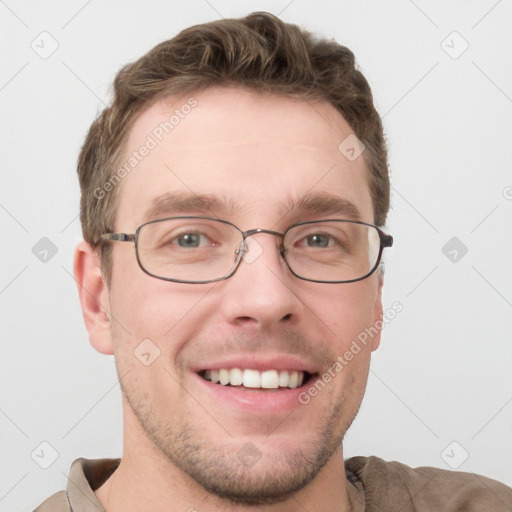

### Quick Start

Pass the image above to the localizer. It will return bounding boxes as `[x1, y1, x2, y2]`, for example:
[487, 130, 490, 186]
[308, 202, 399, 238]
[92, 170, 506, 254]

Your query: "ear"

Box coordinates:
[370, 271, 384, 352]
[73, 241, 114, 355]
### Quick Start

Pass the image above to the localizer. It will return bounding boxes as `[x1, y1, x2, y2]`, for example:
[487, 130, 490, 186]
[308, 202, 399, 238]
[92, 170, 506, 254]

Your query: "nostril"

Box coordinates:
[282, 313, 292, 321]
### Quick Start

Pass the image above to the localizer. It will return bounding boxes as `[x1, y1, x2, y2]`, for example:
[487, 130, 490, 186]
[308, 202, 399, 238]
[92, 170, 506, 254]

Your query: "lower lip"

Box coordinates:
[193, 373, 314, 414]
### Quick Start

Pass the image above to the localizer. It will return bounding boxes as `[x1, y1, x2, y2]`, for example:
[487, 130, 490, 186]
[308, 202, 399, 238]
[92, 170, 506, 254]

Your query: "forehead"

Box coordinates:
[116, 87, 373, 229]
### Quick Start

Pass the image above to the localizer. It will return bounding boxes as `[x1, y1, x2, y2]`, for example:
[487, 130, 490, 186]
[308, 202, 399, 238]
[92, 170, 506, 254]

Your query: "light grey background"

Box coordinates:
[1, 1, 511, 510]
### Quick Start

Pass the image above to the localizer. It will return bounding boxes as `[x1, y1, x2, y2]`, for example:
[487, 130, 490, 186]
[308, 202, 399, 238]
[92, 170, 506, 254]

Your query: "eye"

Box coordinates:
[174, 232, 210, 248]
[304, 234, 332, 248]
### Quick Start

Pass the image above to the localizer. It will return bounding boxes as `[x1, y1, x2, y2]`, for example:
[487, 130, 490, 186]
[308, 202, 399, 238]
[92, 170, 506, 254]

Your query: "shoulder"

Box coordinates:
[345, 455, 512, 512]
[32, 490, 70, 512]
[32, 457, 118, 512]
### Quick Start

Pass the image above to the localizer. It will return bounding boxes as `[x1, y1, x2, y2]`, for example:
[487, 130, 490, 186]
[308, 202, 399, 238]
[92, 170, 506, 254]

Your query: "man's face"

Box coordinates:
[104, 88, 382, 504]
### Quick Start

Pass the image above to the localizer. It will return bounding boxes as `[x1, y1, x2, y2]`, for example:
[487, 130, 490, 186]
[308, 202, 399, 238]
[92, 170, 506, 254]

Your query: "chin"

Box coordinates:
[168, 436, 338, 506]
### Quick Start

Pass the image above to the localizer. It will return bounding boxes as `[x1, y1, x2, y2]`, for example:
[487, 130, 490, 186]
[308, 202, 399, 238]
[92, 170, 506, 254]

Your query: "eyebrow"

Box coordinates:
[281, 192, 362, 221]
[142, 191, 362, 224]
[142, 192, 241, 223]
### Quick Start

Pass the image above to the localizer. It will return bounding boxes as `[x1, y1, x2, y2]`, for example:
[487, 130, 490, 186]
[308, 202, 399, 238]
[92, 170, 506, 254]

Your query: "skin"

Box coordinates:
[74, 87, 383, 512]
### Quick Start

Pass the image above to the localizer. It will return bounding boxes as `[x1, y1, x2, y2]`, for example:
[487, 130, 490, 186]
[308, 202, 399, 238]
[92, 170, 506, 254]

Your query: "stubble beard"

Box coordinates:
[121, 380, 352, 506]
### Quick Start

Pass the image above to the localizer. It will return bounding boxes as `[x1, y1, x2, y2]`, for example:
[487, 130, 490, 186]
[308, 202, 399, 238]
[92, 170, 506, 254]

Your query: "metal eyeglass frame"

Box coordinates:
[100, 216, 394, 284]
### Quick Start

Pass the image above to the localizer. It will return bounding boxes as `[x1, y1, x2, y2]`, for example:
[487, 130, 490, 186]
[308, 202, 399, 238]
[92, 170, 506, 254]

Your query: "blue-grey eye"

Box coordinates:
[177, 233, 202, 247]
[306, 234, 330, 248]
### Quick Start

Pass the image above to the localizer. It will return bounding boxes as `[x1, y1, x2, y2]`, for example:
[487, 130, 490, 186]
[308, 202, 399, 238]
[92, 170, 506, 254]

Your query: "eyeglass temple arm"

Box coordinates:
[100, 233, 136, 242]
[381, 233, 393, 248]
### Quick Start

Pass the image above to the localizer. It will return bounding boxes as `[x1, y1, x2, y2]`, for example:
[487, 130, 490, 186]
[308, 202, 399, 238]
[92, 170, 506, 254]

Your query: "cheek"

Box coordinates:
[108, 250, 219, 358]
[307, 280, 378, 403]
[318, 280, 379, 341]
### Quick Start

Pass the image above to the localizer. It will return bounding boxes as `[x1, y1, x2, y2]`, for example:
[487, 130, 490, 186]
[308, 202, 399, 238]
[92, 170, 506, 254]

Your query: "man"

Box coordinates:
[35, 11, 511, 512]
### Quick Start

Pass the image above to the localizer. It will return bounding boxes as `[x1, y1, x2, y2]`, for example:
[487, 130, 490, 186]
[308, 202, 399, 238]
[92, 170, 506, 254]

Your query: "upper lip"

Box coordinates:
[191, 354, 319, 374]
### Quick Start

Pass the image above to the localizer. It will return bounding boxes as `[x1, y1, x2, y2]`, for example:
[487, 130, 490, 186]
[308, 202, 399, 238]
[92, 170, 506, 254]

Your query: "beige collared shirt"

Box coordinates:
[33, 456, 512, 511]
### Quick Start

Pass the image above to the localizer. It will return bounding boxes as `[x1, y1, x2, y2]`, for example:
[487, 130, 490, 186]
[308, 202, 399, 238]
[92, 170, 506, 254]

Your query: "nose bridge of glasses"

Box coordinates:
[243, 228, 284, 239]
[235, 228, 285, 260]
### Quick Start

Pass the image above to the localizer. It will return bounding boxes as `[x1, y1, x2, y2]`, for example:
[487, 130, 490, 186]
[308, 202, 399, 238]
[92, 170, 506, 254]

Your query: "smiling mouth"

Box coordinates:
[198, 368, 315, 390]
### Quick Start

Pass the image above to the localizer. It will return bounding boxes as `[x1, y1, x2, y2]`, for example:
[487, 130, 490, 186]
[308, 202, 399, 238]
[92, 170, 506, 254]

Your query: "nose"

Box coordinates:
[219, 233, 303, 330]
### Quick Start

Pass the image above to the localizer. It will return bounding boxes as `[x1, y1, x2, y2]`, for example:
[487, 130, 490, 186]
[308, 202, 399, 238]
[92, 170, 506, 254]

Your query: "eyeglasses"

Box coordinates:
[101, 216, 393, 284]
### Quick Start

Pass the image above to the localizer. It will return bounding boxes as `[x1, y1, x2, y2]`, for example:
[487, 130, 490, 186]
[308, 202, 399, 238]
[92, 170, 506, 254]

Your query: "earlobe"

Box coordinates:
[73, 241, 114, 355]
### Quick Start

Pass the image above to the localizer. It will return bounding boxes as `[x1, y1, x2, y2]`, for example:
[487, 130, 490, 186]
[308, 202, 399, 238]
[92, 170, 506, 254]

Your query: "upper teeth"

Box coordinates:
[203, 369, 305, 389]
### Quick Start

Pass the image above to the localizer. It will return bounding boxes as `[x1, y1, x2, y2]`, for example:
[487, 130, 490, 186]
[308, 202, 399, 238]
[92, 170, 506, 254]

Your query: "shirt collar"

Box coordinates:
[66, 458, 120, 512]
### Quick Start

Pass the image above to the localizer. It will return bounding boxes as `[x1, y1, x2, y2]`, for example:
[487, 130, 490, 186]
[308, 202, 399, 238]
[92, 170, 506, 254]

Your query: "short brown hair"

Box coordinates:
[77, 11, 390, 283]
